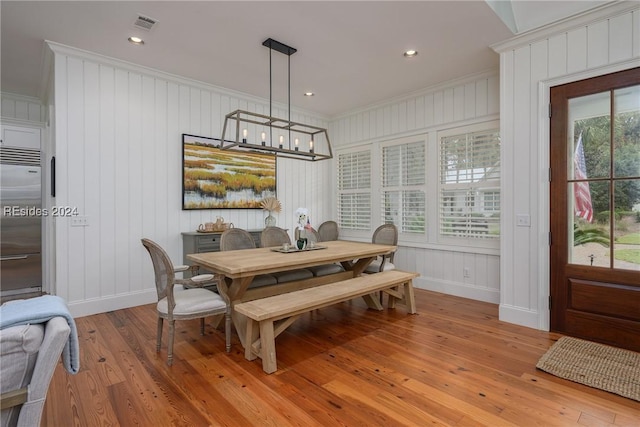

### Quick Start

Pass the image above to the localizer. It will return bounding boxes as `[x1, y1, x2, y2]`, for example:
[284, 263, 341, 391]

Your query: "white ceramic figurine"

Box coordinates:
[295, 207, 309, 231]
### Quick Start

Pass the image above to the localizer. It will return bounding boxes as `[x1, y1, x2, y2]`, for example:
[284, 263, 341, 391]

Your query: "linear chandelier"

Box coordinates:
[220, 38, 332, 161]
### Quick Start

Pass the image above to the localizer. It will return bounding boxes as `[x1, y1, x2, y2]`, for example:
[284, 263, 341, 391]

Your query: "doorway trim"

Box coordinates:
[536, 58, 640, 331]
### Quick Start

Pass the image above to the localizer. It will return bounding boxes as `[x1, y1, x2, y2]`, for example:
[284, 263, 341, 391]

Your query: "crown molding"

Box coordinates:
[38, 42, 55, 104]
[491, 1, 639, 53]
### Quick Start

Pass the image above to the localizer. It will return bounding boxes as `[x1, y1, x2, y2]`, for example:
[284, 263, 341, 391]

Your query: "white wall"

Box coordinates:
[493, 2, 640, 329]
[48, 42, 333, 317]
[330, 71, 501, 303]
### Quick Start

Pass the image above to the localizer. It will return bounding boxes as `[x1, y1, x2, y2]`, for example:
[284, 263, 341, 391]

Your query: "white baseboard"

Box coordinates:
[414, 277, 500, 304]
[67, 289, 157, 318]
[498, 304, 541, 330]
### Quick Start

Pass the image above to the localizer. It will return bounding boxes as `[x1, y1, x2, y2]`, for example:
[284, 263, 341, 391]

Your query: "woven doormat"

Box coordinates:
[536, 336, 640, 401]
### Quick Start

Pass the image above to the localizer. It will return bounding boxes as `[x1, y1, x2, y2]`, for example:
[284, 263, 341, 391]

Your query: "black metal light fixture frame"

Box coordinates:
[220, 38, 332, 161]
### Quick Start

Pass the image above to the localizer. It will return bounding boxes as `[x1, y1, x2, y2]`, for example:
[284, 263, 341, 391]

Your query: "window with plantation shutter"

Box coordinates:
[382, 141, 425, 233]
[338, 150, 371, 230]
[439, 127, 500, 240]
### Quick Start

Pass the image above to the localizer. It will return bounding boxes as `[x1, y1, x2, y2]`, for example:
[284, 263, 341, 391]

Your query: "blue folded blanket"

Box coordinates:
[0, 295, 80, 374]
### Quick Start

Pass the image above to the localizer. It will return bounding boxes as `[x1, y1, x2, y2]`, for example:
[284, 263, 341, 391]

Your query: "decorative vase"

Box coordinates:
[296, 238, 307, 250]
[265, 212, 276, 227]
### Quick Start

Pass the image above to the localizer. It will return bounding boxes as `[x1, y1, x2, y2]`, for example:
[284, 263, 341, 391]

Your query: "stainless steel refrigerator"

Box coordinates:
[1, 147, 42, 296]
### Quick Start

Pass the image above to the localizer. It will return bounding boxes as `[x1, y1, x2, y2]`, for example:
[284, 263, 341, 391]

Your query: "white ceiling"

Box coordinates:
[1, 1, 607, 118]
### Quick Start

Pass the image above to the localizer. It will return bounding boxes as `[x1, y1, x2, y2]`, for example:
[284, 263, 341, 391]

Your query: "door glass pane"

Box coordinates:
[569, 92, 611, 180]
[613, 85, 640, 178]
[569, 181, 610, 266]
[614, 179, 640, 271]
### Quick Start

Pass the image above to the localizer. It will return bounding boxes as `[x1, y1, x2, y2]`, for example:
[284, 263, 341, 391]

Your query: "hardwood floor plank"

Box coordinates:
[323, 376, 447, 426]
[42, 290, 640, 426]
[329, 338, 582, 425]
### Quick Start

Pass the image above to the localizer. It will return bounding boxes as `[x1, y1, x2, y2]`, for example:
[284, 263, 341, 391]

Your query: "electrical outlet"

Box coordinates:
[70, 216, 88, 227]
[463, 268, 470, 278]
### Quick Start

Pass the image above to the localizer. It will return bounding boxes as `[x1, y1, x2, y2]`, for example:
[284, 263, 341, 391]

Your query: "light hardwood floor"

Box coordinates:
[43, 289, 640, 426]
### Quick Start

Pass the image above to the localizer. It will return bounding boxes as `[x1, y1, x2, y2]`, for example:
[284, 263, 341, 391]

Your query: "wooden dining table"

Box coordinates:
[187, 240, 396, 348]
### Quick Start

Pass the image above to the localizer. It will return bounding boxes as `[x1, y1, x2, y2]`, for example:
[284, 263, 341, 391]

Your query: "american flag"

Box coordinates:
[573, 133, 593, 222]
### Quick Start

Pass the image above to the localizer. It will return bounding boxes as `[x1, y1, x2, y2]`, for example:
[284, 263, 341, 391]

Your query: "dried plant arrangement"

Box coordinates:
[260, 196, 282, 213]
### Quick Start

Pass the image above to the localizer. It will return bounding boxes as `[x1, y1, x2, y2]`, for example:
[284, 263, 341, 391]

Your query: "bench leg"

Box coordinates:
[404, 280, 417, 314]
[388, 286, 399, 309]
[244, 319, 259, 361]
[259, 320, 278, 374]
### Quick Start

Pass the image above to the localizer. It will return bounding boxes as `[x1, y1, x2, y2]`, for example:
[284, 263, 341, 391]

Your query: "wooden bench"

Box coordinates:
[234, 270, 418, 374]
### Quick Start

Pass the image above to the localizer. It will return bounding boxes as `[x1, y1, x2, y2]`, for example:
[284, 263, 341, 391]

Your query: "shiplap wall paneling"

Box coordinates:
[113, 69, 132, 297]
[331, 73, 499, 146]
[495, 4, 640, 329]
[98, 65, 116, 298]
[50, 43, 331, 316]
[397, 247, 500, 304]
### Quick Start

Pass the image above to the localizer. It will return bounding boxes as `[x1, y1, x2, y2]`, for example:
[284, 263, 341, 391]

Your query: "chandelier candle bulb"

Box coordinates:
[279, 135, 284, 149]
[242, 128, 248, 143]
[309, 140, 314, 153]
[261, 131, 266, 146]
[295, 138, 299, 151]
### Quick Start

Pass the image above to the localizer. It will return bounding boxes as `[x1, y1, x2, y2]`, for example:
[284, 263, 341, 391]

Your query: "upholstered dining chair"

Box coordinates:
[259, 227, 314, 282]
[317, 220, 339, 241]
[294, 226, 320, 243]
[220, 227, 258, 251]
[365, 223, 398, 273]
[260, 226, 292, 248]
[141, 238, 230, 365]
[220, 228, 277, 288]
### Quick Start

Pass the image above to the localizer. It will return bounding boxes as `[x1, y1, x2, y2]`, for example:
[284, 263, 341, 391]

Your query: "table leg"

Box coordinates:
[342, 256, 375, 276]
[218, 275, 256, 349]
[361, 293, 384, 310]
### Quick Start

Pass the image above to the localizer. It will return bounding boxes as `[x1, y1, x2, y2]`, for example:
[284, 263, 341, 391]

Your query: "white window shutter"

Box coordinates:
[338, 150, 371, 230]
[439, 129, 500, 239]
[382, 142, 426, 233]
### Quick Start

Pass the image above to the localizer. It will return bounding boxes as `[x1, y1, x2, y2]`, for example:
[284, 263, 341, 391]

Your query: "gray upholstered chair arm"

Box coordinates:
[17, 317, 70, 427]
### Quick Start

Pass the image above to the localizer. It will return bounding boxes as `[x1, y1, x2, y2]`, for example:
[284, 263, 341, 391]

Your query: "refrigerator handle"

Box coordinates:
[51, 156, 56, 197]
[1, 255, 29, 261]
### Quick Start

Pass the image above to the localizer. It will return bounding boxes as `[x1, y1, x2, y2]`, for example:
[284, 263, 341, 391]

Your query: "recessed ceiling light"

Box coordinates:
[128, 36, 144, 45]
[304, 92, 315, 97]
[403, 50, 418, 58]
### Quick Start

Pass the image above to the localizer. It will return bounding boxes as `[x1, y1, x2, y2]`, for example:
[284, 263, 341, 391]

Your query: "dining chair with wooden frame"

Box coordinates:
[317, 220, 339, 241]
[141, 238, 231, 365]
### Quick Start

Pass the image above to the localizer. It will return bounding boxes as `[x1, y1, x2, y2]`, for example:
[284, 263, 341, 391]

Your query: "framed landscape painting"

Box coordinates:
[182, 134, 277, 209]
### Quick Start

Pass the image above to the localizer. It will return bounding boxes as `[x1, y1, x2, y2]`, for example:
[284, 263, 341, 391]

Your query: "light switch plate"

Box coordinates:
[70, 216, 89, 227]
[516, 214, 531, 227]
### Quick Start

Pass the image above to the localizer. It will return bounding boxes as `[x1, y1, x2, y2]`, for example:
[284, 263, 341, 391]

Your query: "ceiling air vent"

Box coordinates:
[133, 14, 158, 31]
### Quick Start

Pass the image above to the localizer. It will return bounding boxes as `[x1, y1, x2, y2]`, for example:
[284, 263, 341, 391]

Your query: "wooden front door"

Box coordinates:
[550, 67, 640, 352]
